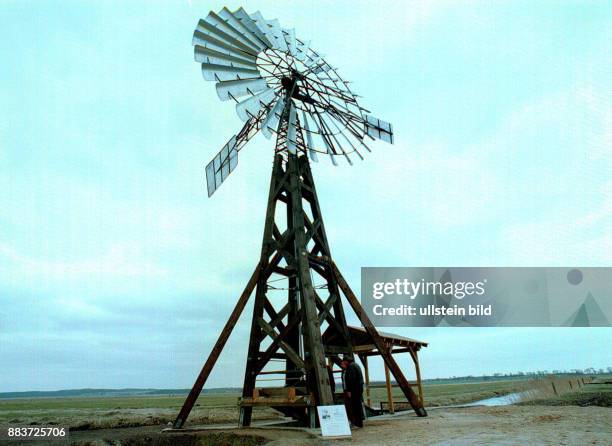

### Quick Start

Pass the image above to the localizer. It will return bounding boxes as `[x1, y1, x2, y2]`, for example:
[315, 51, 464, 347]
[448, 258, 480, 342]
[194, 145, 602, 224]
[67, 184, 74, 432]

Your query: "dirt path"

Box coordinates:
[20, 405, 608, 445]
[265, 405, 610, 446]
[342, 405, 611, 446]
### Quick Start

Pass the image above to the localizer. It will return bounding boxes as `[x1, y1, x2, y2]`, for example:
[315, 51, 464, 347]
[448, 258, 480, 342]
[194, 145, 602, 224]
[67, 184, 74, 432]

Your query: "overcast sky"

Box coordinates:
[1, 0, 611, 392]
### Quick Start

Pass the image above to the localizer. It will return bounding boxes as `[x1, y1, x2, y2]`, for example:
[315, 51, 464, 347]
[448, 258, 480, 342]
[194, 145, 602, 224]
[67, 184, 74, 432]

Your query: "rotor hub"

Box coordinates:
[281, 76, 297, 92]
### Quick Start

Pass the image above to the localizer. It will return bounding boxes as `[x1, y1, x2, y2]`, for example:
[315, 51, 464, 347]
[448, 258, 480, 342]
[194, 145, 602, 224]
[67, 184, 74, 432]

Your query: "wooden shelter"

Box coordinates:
[323, 326, 428, 414]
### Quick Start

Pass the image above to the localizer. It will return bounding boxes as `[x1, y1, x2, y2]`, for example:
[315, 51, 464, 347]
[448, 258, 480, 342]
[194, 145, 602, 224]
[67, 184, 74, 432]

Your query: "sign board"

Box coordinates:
[317, 405, 352, 438]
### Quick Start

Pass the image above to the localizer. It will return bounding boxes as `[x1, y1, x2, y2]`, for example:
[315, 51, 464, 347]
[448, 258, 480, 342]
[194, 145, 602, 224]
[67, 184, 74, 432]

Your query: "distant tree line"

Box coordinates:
[427, 366, 611, 383]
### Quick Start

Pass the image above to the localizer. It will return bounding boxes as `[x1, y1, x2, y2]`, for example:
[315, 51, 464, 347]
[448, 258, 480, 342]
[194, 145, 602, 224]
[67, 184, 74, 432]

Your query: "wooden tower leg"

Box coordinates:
[384, 361, 395, 414]
[299, 157, 353, 355]
[173, 264, 260, 429]
[409, 347, 424, 407]
[330, 261, 428, 417]
[240, 155, 286, 427]
[239, 278, 272, 426]
[287, 153, 334, 406]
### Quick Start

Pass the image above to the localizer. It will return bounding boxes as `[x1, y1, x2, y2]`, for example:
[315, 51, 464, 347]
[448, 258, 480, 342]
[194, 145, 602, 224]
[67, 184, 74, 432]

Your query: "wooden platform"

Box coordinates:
[240, 386, 315, 407]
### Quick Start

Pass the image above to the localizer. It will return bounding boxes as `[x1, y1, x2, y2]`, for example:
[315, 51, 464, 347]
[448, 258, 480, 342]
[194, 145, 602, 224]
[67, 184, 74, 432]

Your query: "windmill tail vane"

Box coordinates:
[195, 6, 394, 196]
[174, 6, 425, 431]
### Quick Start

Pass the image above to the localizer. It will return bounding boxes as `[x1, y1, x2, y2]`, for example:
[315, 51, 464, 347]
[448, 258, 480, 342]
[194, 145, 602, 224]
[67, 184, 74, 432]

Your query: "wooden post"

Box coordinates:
[384, 360, 395, 414]
[551, 381, 558, 395]
[360, 354, 371, 407]
[409, 347, 424, 407]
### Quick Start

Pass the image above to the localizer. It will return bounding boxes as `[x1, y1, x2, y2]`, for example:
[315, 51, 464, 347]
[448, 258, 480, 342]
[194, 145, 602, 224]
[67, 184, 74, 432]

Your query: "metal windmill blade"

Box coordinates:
[192, 7, 394, 195]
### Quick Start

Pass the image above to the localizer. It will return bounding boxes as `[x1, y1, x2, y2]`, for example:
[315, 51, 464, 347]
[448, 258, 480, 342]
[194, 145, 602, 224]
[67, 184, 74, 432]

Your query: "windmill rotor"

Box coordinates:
[193, 7, 394, 196]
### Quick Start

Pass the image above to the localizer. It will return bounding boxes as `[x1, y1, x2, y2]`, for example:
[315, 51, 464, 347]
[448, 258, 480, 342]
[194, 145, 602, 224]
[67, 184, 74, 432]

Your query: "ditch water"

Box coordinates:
[464, 390, 534, 407]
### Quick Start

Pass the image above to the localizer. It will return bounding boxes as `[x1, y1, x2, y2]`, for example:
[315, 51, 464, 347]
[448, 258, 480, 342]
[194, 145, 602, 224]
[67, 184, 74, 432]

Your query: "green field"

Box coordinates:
[0, 394, 235, 412]
[0, 380, 523, 419]
[0, 375, 605, 430]
[0, 393, 249, 430]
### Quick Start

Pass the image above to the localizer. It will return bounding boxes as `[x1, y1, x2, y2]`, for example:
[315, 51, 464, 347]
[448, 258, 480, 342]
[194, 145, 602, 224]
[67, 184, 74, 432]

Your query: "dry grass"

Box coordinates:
[367, 378, 532, 408]
[0, 376, 597, 431]
[0, 394, 280, 430]
[518, 382, 611, 407]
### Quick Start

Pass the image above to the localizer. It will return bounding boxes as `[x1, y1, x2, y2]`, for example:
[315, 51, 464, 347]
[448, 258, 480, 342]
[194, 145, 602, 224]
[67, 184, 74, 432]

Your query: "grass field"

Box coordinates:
[0, 393, 250, 430]
[368, 378, 530, 408]
[0, 375, 605, 431]
[518, 378, 612, 407]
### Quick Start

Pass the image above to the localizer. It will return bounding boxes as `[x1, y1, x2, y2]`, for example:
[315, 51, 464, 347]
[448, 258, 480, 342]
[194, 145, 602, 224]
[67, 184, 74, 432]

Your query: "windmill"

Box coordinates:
[174, 7, 427, 429]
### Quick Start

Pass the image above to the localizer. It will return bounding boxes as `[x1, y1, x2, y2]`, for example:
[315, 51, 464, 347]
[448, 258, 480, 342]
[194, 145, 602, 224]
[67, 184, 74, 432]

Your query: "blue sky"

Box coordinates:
[0, 0, 610, 391]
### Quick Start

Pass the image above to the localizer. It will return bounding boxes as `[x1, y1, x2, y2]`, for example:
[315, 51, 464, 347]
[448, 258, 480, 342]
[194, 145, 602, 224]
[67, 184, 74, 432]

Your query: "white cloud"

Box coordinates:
[0, 241, 167, 281]
[490, 86, 612, 264]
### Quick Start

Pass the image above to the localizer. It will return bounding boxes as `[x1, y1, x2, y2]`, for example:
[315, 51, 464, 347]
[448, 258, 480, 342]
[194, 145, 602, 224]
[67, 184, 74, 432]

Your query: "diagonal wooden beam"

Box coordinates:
[258, 318, 305, 370]
[308, 255, 353, 350]
[272, 228, 296, 266]
[261, 252, 283, 279]
[271, 169, 290, 201]
[264, 299, 289, 333]
[305, 219, 322, 246]
[313, 291, 352, 350]
[272, 223, 283, 242]
[315, 291, 337, 326]
[173, 262, 261, 429]
[271, 265, 295, 276]
[255, 311, 302, 373]
[303, 213, 325, 250]
[308, 260, 327, 278]
[329, 259, 427, 417]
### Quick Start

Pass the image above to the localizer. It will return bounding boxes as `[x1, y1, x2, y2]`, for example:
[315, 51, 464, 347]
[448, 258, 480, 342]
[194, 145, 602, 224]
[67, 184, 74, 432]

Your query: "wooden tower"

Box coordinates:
[173, 104, 427, 428]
